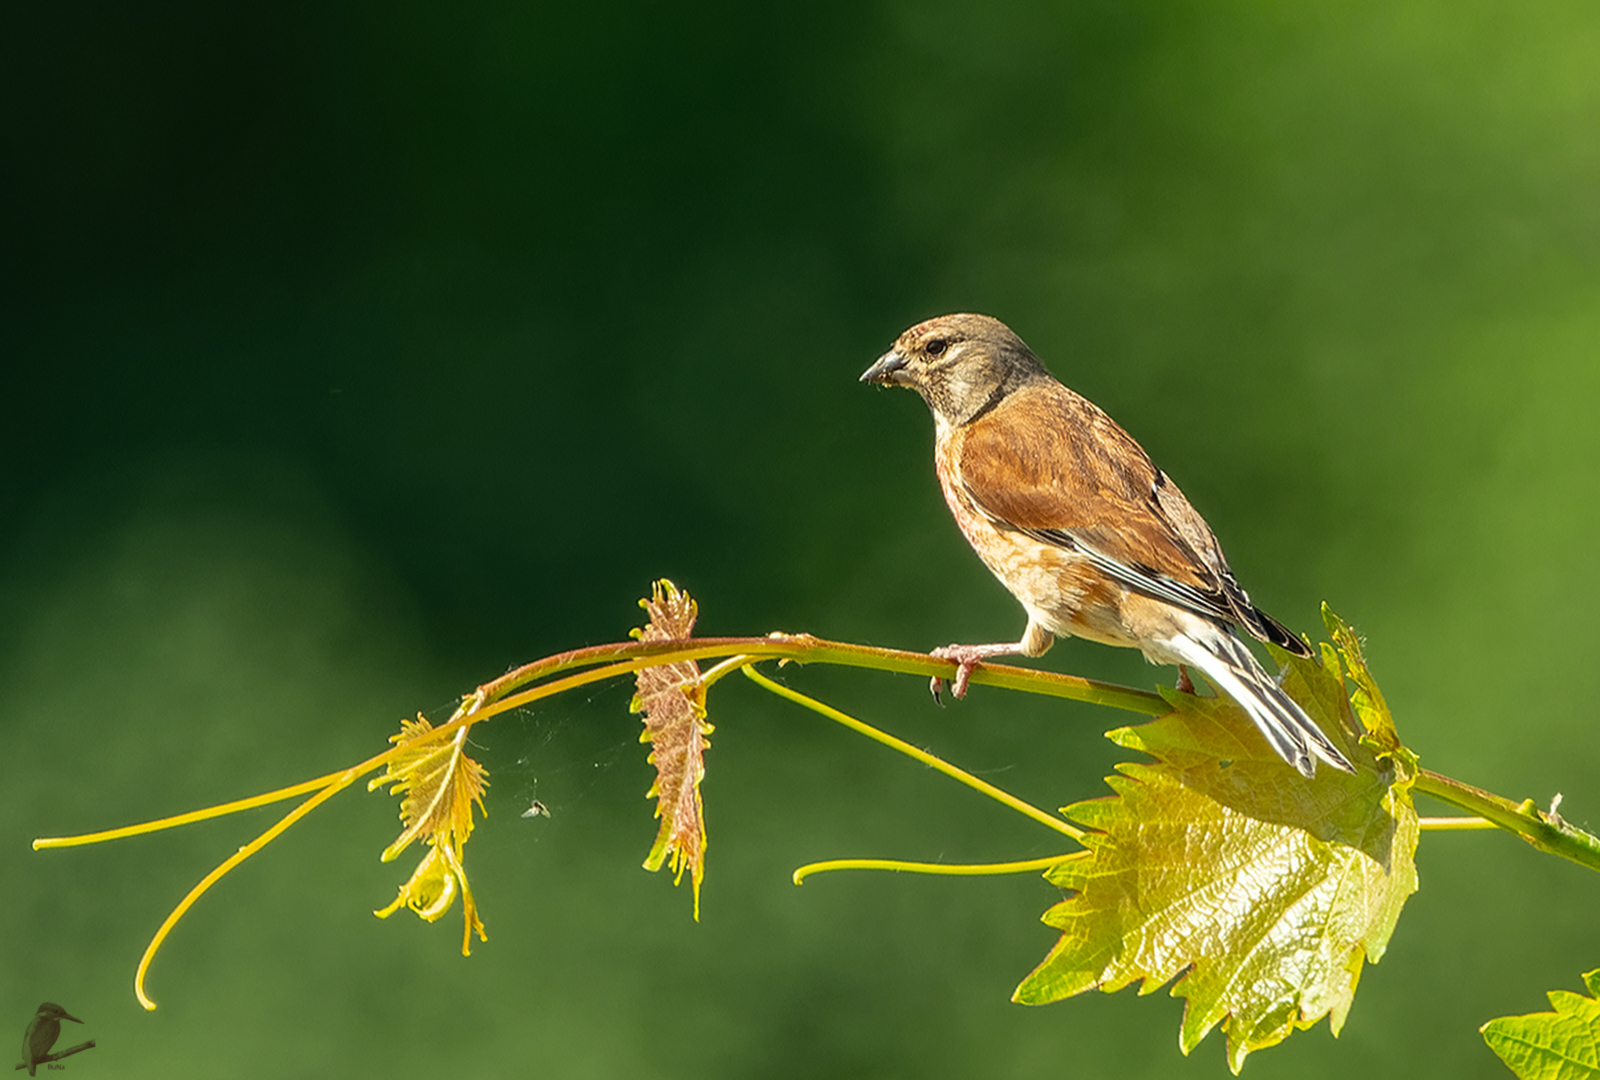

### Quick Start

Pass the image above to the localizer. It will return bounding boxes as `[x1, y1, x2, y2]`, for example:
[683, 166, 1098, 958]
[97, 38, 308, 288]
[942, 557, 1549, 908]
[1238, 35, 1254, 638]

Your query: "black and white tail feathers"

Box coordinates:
[1164, 626, 1354, 778]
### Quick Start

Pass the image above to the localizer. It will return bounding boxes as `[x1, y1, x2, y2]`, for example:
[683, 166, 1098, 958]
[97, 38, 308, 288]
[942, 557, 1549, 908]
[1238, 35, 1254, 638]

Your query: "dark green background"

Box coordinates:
[4, 2, 1598, 1076]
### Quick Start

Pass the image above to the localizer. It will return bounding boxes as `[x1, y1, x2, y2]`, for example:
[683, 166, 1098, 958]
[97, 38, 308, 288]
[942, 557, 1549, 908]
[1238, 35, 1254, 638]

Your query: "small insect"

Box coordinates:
[521, 799, 551, 819]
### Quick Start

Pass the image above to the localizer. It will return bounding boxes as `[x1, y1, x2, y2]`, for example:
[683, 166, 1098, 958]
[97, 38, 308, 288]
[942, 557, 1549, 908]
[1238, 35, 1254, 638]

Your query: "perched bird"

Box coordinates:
[21, 1002, 82, 1077]
[861, 313, 1353, 777]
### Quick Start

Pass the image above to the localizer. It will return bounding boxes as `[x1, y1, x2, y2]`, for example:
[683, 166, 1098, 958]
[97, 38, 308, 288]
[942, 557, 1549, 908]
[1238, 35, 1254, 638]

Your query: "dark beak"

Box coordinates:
[63, 1012, 83, 1024]
[860, 349, 908, 385]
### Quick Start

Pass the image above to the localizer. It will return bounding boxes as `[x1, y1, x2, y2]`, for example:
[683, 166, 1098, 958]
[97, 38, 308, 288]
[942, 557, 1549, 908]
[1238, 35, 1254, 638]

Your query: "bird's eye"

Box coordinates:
[925, 338, 948, 357]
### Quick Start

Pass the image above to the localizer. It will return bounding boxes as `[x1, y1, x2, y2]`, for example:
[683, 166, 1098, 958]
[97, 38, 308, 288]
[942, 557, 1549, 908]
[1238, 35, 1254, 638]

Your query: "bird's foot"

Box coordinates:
[929, 643, 1014, 701]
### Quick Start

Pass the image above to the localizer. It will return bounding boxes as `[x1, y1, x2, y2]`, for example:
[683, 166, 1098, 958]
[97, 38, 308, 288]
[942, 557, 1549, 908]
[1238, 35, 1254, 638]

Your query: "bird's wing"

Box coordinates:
[957, 382, 1310, 656]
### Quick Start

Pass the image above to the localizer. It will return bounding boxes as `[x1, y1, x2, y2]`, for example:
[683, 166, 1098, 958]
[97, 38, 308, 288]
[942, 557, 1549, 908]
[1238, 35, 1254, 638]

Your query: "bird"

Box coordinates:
[21, 1002, 82, 1077]
[861, 313, 1353, 777]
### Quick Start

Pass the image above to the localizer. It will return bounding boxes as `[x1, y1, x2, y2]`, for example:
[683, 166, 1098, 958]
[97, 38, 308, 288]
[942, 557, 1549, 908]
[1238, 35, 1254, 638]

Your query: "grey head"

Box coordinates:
[860, 313, 1050, 427]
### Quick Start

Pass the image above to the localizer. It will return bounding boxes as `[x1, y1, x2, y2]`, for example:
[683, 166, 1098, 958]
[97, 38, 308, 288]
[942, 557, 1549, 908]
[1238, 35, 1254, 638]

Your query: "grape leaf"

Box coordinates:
[1014, 611, 1419, 1072]
[1320, 603, 1400, 750]
[370, 713, 489, 953]
[1482, 970, 1600, 1080]
[631, 579, 713, 918]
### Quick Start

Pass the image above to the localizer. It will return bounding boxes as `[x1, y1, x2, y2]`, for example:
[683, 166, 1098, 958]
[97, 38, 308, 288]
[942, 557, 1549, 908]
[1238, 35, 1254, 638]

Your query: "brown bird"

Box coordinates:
[862, 313, 1353, 777]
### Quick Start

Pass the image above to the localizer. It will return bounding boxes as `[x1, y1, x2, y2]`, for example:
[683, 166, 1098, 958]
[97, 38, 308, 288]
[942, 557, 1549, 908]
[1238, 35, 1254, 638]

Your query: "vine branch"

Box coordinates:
[29, 621, 1600, 1013]
[1414, 769, 1600, 873]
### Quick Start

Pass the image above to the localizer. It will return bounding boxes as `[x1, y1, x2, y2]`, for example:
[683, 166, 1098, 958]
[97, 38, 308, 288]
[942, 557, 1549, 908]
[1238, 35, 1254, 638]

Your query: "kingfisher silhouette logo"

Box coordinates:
[18, 1003, 94, 1075]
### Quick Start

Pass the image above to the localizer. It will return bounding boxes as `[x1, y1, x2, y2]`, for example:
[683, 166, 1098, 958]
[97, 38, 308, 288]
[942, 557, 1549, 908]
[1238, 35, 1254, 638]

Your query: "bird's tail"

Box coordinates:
[1164, 628, 1355, 778]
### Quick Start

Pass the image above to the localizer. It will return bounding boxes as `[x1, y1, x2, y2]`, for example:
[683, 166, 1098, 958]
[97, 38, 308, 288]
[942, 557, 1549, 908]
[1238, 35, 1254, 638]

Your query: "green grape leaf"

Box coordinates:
[1482, 970, 1600, 1080]
[630, 579, 713, 918]
[1014, 611, 1419, 1072]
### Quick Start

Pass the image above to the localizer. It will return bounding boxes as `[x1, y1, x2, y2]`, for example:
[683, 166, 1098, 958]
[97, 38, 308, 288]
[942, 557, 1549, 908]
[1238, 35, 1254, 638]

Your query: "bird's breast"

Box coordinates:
[934, 436, 1139, 649]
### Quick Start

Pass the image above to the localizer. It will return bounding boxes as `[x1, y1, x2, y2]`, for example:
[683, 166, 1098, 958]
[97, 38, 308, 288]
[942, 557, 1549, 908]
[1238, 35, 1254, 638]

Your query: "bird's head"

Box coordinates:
[34, 1004, 82, 1024]
[861, 313, 1048, 428]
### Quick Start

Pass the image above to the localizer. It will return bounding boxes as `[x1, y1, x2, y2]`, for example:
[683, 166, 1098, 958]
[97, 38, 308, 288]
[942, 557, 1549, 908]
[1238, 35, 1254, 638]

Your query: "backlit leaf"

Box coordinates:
[1482, 970, 1600, 1080]
[1015, 611, 1418, 1072]
[369, 713, 489, 953]
[631, 579, 713, 918]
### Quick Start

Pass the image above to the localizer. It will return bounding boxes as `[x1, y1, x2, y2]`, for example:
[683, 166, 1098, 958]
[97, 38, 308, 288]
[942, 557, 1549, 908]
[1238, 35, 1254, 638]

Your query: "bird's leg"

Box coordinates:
[929, 642, 1022, 701]
[929, 621, 1054, 701]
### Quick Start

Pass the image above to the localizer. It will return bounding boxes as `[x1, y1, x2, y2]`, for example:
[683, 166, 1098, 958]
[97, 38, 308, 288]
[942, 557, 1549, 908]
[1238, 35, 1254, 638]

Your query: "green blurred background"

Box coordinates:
[4, 2, 1598, 1076]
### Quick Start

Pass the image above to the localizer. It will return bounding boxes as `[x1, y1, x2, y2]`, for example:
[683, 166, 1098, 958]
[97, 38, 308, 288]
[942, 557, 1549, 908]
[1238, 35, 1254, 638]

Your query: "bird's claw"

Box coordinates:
[929, 646, 982, 701]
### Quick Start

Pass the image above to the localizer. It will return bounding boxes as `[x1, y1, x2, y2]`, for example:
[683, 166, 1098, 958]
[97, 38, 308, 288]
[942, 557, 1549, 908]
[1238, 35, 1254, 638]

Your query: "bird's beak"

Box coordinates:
[860, 349, 909, 385]
[62, 1012, 83, 1024]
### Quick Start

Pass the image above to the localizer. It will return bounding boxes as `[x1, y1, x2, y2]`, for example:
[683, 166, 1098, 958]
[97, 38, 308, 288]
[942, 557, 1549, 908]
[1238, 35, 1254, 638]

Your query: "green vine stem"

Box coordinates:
[741, 664, 1085, 840]
[32, 625, 1600, 1008]
[474, 634, 1168, 716]
[468, 631, 1600, 876]
[41, 631, 1596, 875]
[792, 854, 1076, 883]
[1413, 769, 1600, 873]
